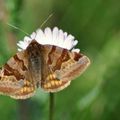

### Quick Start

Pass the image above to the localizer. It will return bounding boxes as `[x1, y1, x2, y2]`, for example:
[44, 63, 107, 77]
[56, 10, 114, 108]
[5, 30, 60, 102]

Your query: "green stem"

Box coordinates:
[49, 93, 55, 120]
[19, 100, 30, 120]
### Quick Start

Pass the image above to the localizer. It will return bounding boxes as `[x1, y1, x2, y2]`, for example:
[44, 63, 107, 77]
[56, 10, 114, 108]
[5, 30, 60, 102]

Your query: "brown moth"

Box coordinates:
[0, 28, 90, 99]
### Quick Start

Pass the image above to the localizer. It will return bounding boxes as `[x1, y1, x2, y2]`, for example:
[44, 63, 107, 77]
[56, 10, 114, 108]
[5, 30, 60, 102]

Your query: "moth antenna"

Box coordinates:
[7, 23, 30, 36]
[40, 13, 54, 28]
[34, 13, 54, 40]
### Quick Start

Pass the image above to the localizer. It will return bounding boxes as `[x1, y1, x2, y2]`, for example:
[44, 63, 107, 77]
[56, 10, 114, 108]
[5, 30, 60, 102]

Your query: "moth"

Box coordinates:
[0, 27, 90, 99]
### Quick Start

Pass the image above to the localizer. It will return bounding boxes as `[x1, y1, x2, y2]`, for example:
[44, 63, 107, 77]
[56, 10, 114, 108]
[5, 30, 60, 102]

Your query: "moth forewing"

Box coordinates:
[0, 67, 24, 95]
[0, 51, 36, 99]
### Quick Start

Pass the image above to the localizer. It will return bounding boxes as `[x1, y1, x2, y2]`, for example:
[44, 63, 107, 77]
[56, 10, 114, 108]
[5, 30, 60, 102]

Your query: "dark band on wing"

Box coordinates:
[53, 49, 70, 71]
[13, 54, 27, 71]
[4, 64, 25, 80]
[73, 52, 83, 61]
[47, 46, 56, 64]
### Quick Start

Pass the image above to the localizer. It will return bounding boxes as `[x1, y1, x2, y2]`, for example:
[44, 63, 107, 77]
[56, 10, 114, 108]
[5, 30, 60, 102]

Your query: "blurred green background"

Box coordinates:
[0, 0, 120, 120]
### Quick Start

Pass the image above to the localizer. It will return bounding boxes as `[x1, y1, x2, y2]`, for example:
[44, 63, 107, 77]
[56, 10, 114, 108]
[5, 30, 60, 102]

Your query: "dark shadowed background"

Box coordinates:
[0, 0, 120, 120]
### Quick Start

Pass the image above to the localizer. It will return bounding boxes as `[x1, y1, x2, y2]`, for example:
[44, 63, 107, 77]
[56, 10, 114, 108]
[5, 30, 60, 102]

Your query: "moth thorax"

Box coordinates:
[27, 40, 42, 66]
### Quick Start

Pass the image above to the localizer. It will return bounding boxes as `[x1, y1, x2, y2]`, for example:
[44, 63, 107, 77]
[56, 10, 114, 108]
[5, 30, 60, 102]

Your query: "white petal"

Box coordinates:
[57, 29, 64, 47]
[73, 40, 78, 46]
[72, 48, 80, 53]
[24, 36, 31, 42]
[44, 27, 52, 44]
[63, 35, 74, 49]
[35, 29, 45, 44]
[17, 41, 27, 49]
[52, 27, 59, 46]
[18, 48, 22, 51]
[64, 32, 68, 39]
[31, 32, 36, 39]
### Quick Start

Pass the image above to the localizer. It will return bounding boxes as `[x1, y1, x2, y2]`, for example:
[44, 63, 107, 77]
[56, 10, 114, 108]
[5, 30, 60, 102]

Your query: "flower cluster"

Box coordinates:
[17, 27, 80, 53]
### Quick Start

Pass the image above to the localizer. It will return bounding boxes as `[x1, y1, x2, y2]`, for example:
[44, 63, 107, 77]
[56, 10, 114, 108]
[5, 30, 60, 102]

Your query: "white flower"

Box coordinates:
[17, 27, 80, 53]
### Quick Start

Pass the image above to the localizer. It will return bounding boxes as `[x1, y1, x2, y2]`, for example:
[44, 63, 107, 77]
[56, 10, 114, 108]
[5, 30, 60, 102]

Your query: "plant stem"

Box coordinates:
[49, 93, 55, 120]
[19, 100, 30, 120]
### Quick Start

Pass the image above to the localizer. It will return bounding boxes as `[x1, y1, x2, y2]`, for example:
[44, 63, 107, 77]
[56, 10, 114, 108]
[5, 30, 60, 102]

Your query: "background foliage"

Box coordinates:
[0, 0, 120, 120]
